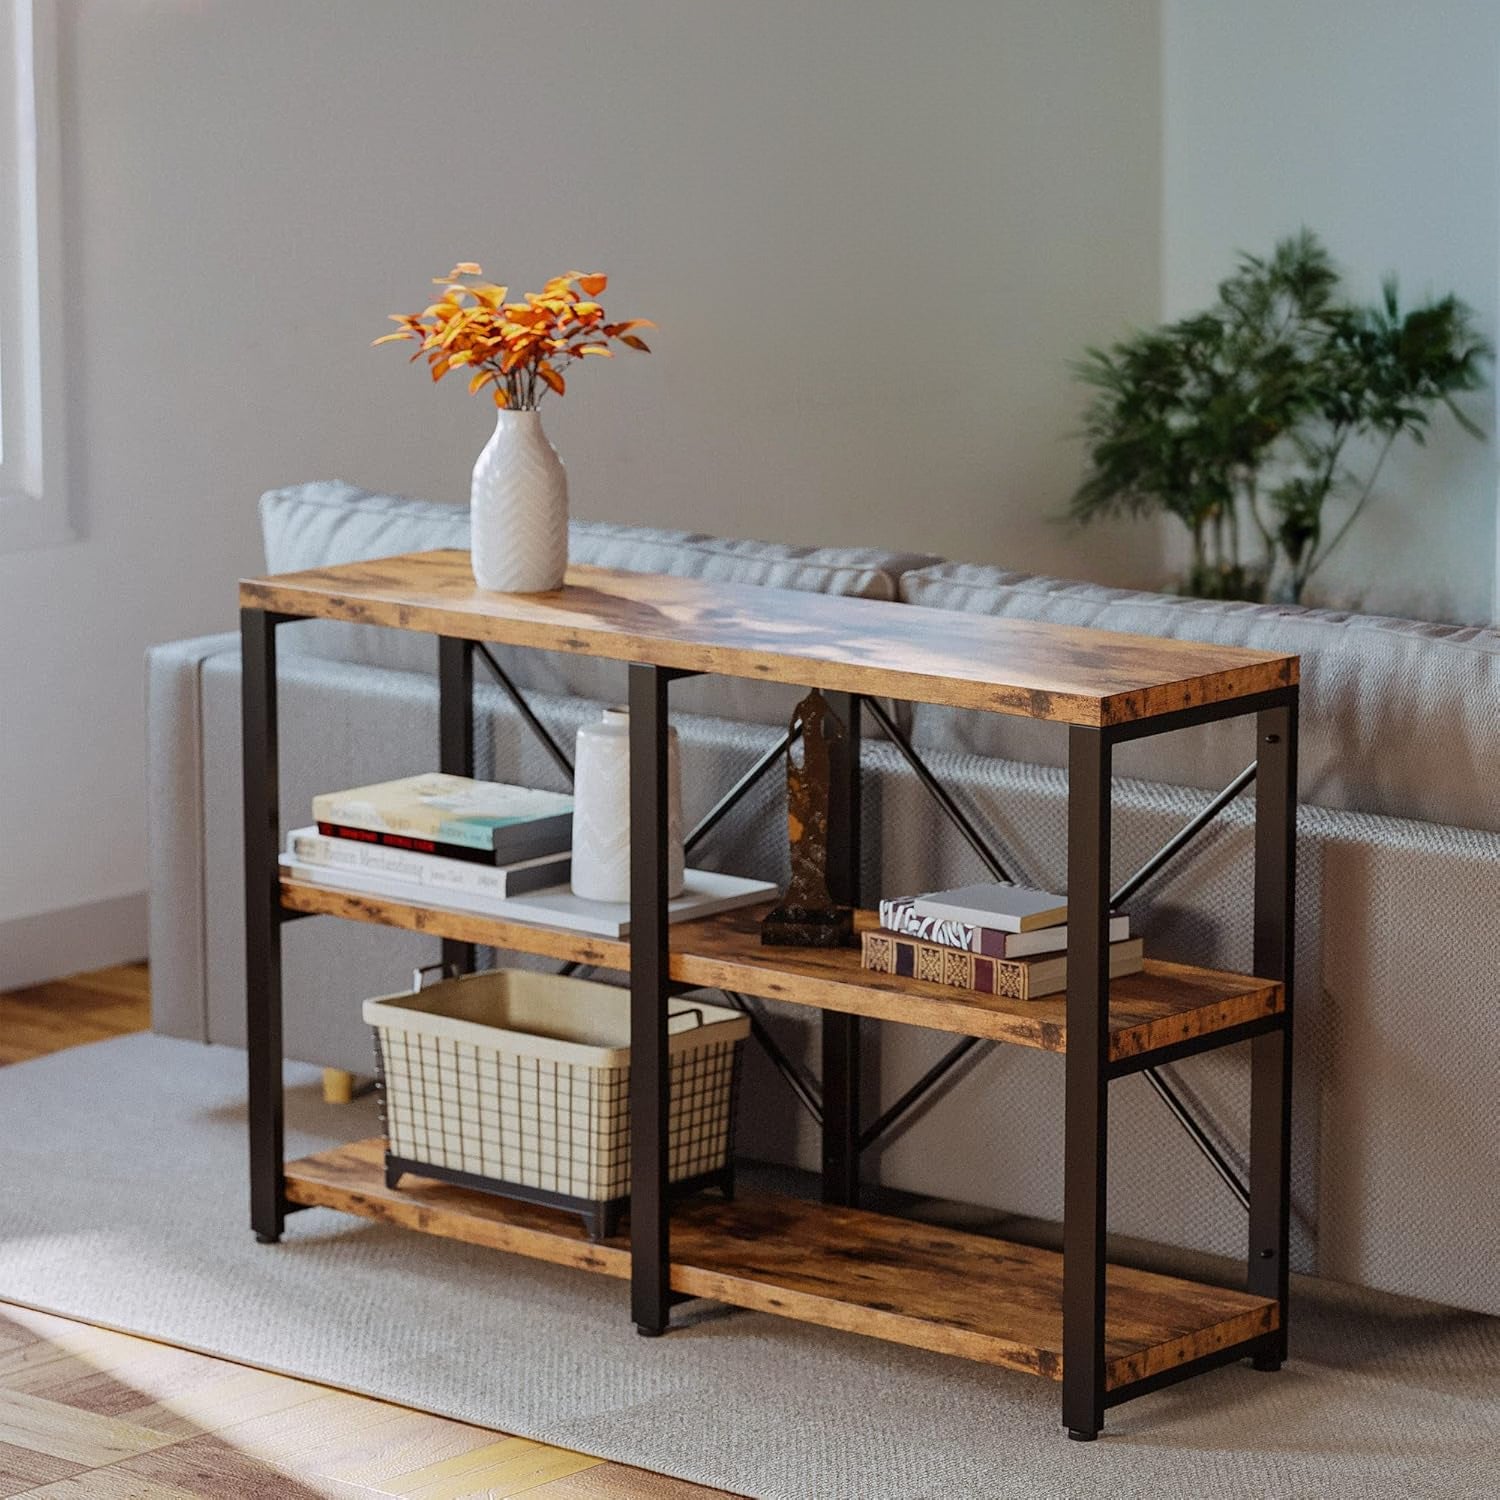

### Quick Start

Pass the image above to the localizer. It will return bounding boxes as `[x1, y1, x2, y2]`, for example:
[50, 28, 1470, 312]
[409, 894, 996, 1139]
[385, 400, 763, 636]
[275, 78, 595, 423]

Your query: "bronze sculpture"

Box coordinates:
[761, 688, 854, 947]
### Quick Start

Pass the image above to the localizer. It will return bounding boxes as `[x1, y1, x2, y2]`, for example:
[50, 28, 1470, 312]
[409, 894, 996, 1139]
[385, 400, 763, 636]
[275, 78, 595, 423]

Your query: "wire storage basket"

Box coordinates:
[364, 966, 749, 1240]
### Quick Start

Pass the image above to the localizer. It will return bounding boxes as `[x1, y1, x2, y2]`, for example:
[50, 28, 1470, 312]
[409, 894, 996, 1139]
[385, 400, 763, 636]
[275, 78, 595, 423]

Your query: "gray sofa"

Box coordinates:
[147, 481, 1500, 1316]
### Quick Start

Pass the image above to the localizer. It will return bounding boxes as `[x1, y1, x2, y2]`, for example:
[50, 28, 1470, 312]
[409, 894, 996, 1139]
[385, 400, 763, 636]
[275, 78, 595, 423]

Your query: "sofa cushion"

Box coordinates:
[900, 561, 1500, 833]
[261, 481, 937, 725]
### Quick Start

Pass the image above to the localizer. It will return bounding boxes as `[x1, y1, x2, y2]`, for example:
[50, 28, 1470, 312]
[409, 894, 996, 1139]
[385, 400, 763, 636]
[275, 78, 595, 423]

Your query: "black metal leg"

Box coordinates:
[243, 608, 286, 1244]
[822, 692, 862, 1207]
[629, 664, 672, 1336]
[439, 636, 477, 976]
[1063, 725, 1111, 1440]
[1250, 690, 1297, 1367]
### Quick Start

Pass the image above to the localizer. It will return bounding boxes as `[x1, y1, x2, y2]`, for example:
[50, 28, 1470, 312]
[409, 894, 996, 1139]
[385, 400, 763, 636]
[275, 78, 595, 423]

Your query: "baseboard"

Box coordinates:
[0, 890, 149, 990]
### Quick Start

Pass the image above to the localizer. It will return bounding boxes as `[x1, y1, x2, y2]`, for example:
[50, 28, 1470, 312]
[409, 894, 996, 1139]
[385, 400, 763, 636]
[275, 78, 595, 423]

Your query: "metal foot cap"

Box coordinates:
[635, 1323, 668, 1339]
[1067, 1428, 1099, 1442]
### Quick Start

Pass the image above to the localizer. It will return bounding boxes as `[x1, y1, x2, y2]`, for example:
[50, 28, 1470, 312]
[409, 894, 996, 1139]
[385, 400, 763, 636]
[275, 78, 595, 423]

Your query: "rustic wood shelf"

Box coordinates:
[242, 549, 1300, 1439]
[241, 551, 1297, 726]
[281, 881, 1283, 1063]
[286, 1140, 1278, 1391]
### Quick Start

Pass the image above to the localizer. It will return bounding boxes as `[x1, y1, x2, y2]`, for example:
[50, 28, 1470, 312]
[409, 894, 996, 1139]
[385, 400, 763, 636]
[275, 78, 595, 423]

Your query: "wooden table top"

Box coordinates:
[240, 550, 1297, 725]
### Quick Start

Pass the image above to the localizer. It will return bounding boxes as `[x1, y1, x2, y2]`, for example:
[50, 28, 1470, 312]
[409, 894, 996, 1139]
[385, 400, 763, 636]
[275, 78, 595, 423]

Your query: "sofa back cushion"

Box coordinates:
[900, 561, 1500, 833]
[261, 481, 936, 726]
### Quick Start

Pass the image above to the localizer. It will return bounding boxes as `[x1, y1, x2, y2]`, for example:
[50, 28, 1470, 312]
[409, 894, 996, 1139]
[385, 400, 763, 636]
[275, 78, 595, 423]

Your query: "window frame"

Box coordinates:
[0, 0, 70, 551]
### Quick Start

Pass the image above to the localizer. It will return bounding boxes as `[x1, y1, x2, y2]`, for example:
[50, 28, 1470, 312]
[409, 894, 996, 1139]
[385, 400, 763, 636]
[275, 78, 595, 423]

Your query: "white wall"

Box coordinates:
[0, 1, 1163, 970]
[1163, 0, 1500, 624]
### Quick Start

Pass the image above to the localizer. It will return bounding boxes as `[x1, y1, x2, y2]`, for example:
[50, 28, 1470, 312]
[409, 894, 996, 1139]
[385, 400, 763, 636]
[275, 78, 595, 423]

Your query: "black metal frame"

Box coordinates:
[243, 604, 1296, 1440]
[243, 607, 293, 1245]
[383, 1155, 734, 1244]
[1056, 692, 1297, 1438]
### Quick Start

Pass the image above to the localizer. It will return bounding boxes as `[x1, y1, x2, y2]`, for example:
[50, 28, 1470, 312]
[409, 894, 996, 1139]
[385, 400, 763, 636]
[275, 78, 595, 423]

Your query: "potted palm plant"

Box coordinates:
[1070, 232, 1490, 604]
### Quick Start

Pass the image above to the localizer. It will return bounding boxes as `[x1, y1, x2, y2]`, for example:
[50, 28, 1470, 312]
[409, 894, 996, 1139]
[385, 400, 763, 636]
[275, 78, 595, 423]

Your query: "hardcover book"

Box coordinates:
[315, 822, 500, 867]
[311, 773, 573, 863]
[288, 827, 569, 899]
[861, 930, 1144, 1001]
[878, 896, 1128, 958]
[910, 883, 1068, 934]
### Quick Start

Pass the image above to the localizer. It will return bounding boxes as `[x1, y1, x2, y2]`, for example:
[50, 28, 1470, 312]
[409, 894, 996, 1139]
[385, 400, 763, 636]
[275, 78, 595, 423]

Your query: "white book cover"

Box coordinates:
[912, 883, 1068, 934]
[878, 897, 1128, 957]
[476, 871, 778, 938]
[280, 855, 775, 938]
[1001, 916, 1130, 958]
[287, 827, 567, 900]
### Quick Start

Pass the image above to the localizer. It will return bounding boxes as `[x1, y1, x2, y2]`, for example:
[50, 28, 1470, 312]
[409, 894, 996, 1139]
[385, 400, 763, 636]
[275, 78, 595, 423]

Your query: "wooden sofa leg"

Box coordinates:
[322, 1068, 356, 1105]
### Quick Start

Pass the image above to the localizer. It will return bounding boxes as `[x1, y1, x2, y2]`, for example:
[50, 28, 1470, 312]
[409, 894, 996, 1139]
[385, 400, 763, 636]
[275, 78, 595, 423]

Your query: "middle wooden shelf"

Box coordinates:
[281, 878, 1282, 1062]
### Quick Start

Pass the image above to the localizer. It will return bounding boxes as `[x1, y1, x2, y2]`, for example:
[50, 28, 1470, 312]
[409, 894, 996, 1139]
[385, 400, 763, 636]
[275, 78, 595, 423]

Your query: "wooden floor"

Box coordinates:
[0, 965, 152, 1066]
[0, 966, 727, 1500]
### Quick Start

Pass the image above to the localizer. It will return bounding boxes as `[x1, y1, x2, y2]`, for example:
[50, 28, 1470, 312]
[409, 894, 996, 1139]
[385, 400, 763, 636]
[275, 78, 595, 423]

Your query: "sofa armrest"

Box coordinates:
[146, 632, 240, 1042]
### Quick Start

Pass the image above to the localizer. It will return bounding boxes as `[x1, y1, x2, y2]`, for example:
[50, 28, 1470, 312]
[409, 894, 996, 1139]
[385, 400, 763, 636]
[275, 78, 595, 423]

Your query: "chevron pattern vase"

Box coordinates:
[470, 409, 569, 592]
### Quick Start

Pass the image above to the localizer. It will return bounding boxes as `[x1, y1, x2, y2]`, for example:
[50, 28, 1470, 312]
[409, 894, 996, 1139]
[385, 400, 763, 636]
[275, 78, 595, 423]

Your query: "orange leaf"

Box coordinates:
[430, 356, 450, 381]
[372, 331, 412, 346]
[576, 272, 608, 296]
[494, 385, 510, 408]
[574, 344, 613, 357]
[538, 363, 565, 395]
[469, 368, 496, 394]
[620, 335, 651, 352]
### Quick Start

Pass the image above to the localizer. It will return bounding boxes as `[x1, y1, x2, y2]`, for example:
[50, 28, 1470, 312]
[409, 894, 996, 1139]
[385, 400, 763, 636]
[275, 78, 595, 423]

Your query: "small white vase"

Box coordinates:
[571, 706, 685, 903]
[470, 408, 568, 592]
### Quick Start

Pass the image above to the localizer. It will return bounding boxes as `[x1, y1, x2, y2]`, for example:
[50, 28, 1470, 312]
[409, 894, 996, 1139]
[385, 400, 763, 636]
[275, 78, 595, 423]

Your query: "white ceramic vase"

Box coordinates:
[571, 706, 685, 903]
[470, 409, 569, 592]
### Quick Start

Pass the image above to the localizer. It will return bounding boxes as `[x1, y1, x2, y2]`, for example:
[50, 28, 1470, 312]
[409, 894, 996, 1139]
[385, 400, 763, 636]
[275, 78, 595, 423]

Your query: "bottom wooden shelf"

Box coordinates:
[287, 1141, 1276, 1390]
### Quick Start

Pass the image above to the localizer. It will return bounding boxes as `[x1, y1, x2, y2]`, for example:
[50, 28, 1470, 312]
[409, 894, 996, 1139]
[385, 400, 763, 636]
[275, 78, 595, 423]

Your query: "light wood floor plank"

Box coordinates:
[115, 1365, 332, 1442]
[0, 1389, 178, 1468]
[378, 1435, 546, 1494]
[530, 1468, 739, 1499]
[316, 1407, 507, 1489]
[402, 1443, 603, 1500]
[211, 1386, 428, 1467]
[17, 1466, 207, 1499]
[115, 1433, 373, 1499]
[0, 1437, 85, 1500]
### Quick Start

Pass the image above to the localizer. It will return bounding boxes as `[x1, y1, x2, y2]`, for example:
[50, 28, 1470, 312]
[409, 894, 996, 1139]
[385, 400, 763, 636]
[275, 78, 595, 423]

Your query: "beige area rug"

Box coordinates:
[1, 1034, 1495, 1500]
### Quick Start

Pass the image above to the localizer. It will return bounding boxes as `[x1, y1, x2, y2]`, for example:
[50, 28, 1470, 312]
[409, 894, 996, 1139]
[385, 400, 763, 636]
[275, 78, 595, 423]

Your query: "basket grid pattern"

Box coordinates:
[373, 1024, 741, 1202]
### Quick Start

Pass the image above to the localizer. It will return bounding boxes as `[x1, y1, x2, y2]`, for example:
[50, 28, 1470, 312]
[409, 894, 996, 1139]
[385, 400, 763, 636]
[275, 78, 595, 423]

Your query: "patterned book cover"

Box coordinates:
[878, 896, 1004, 956]
[862, 930, 1144, 1001]
[863, 928, 1023, 997]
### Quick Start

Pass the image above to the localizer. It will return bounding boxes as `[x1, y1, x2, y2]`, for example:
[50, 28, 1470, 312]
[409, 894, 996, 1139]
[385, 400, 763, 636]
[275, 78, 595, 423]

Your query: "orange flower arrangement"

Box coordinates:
[375, 264, 653, 409]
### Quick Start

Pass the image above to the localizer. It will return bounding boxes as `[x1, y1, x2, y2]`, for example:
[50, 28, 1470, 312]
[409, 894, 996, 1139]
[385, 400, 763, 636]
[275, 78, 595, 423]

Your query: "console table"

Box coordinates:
[239, 549, 1299, 1441]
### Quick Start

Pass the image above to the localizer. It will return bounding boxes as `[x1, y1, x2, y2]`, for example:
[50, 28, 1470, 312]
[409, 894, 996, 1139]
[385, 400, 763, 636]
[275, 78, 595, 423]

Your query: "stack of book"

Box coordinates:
[279, 771, 776, 939]
[862, 882, 1143, 1001]
[284, 770, 575, 900]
